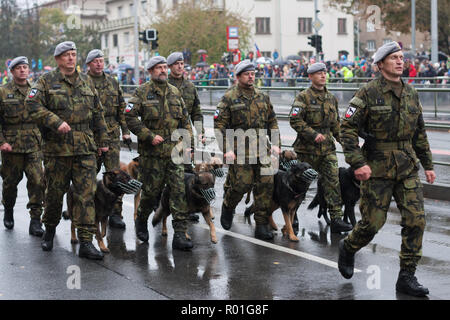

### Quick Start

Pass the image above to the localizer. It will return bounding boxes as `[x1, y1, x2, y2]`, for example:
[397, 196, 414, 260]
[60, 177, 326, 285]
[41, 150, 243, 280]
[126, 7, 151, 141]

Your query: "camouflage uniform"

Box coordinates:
[340, 76, 433, 272]
[125, 80, 192, 233]
[0, 80, 43, 219]
[25, 68, 109, 242]
[289, 86, 343, 219]
[89, 71, 129, 216]
[214, 85, 280, 225]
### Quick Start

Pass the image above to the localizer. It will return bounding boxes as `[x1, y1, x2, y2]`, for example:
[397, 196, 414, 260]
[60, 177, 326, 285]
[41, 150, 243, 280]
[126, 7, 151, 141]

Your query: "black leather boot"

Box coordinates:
[79, 241, 104, 260]
[3, 208, 14, 229]
[331, 218, 353, 233]
[135, 216, 149, 242]
[109, 214, 126, 229]
[172, 231, 193, 251]
[220, 203, 235, 230]
[29, 218, 44, 237]
[338, 239, 355, 279]
[41, 226, 56, 251]
[255, 224, 274, 240]
[396, 270, 429, 297]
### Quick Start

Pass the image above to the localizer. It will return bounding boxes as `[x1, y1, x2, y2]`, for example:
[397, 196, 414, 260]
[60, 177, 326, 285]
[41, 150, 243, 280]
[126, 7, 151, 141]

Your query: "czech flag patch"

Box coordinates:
[214, 109, 220, 119]
[345, 106, 357, 119]
[125, 103, 134, 113]
[291, 107, 299, 117]
[28, 88, 38, 98]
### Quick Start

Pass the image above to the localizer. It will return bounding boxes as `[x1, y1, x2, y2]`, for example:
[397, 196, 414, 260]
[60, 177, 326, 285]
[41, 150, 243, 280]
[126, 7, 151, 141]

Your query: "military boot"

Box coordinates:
[79, 241, 104, 260]
[255, 224, 274, 241]
[172, 231, 193, 251]
[338, 239, 355, 279]
[135, 215, 149, 242]
[396, 270, 429, 297]
[29, 218, 44, 237]
[3, 208, 14, 229]
[41, 226, 56, 252]
[109, 214, 126, 229]
[220, 203, 235, 230]
[330, 218, 353, 233]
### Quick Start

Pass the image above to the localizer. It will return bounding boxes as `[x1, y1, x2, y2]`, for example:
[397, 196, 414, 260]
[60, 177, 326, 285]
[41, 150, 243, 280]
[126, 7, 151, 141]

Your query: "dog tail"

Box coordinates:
[62, 210, 70, 220]
[308, 194, 319, 210]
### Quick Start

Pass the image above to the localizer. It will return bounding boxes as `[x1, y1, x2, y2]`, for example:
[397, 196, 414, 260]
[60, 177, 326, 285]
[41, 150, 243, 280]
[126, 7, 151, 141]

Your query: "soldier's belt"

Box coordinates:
[70, 123, 91, 131]
[3, 123, 37, 130]
[374, 141, 412, 151]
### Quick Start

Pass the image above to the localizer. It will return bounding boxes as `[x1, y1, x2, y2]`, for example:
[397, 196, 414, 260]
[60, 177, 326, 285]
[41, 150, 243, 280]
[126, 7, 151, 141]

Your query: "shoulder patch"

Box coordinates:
[214, 109, 220, 119]
[345, 106, 357, 119]
[291, 107, 300, 117]
[349, 96, 365, 109]
[28, 88, 38, 98]
[125, 103, 134, 113]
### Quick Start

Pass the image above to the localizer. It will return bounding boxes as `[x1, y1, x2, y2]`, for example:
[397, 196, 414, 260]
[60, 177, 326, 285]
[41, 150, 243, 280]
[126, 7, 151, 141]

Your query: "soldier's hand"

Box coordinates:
[98, 147, 109, 156]
[270, 145, 281, 156]
[122, 134, 131, 141]
[314, 134, 326, 143]
[198, 134, 206, 145]
[355, 165, 372, 181]
[425, 170, 436, 184]
[57, 122, 71, 134]
[224, 151, 236, 163]
[152, 135, 164, 146]
[0, 143, 12, 153]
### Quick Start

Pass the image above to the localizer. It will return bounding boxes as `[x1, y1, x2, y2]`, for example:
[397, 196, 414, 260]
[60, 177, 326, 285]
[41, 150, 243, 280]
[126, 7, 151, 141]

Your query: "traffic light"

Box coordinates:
[151, 38, 158, 50]
[139, 31, 148, 44]
[308, 35, 317, 48]
[316, 35, 322, 52]
[145, 29, 157, 42]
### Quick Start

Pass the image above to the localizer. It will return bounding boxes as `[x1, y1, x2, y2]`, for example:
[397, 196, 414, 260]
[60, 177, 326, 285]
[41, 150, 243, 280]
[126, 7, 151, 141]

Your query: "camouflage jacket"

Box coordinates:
[214, 85, 280, 160]
[289, 86, 341, 155]
[25, 68, 109, 156]
[0, 80, 42, 153]
[341, 76, 433, 179]
[124, 80, 192, 158]
[88, 72, 130, 140]
[169, 74, 204, 136]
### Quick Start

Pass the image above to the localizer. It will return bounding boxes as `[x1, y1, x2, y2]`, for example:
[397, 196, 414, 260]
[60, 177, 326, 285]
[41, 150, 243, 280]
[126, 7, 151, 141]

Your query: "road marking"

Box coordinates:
[123, 200, 361, 273]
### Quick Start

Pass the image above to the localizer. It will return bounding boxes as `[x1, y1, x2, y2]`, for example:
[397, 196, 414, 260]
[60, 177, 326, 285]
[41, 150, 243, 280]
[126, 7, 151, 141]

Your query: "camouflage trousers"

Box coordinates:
[344, 172, 425, 272]
[43, 155, 97, 242]
[297, 153, 343, 219]
[223, 162, 274, 225]
[1, 151, 44, 219]
[137, 155, 189, 232]
[96, 138, 123, 216]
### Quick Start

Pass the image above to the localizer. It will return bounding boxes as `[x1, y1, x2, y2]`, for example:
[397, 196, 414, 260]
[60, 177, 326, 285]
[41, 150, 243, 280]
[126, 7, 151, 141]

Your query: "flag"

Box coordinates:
[254, 43, 262, 58]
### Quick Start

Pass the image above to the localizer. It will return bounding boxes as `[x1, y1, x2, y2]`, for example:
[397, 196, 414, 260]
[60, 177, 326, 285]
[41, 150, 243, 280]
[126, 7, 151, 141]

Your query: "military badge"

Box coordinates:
[125, 103, 134, 113]
[291, 107, 300, 117]
[28, 88, 38, 98]
[214, 109, 220, 119]
[345, 106, 357, 119]
[7, 94, 14, 99]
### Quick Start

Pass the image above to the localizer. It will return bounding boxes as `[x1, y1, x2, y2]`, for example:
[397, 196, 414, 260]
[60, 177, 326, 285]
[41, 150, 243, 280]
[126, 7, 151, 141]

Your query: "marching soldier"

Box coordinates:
[289, 62, 352, 233]
[0, 56, 44, 236]
[86, 49, 131, 229]
[125, 56, 194, 251]
[214, 60, 281, 240]
[25, 41, 109, 260]
[338, 41, 436, 297]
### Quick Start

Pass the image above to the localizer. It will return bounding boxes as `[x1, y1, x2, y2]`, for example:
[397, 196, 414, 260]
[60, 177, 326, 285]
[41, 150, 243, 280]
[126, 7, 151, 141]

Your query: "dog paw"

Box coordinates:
[100, 247, 110, 253]
[289, 235, 300, 242]
[211, 237, 218, 244]
[71, 239, 79, 244]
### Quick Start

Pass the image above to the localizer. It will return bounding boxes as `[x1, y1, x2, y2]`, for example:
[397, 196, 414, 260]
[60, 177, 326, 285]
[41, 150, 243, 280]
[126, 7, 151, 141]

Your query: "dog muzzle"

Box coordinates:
[280, 159, 298, 170]
[199, 187, 216, 204]
[210, 168, 224, 177]
[301, 168, 319, 183]
[116, 179, 143, 195]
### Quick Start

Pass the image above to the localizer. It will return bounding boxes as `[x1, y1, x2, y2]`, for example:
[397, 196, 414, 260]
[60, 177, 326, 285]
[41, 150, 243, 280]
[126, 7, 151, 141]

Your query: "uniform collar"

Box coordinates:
[380, 75, 404, 95]
[149, 79, 168, 96]
[10, 79, 31, 96]
[308, 85, 328, 101]
[237, 84, 256, 99]
[56, 68, 83, 87]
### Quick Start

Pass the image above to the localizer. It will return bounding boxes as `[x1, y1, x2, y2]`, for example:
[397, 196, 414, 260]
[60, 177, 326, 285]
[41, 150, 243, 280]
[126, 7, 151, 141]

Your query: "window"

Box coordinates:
[117, 6, 123, 18]
[129, 3, 134, 15]
[299, 51, 313, 59]
[104, 34, 108, 48]
[261, 51, 272, 58]
[383, 38, 392, 45]
[298, 17, 312, 34]
[113, 34, 118, 47]
[338, 18, 347, 34]
[124, 32, 130, 45]
[255, 17, 271, 34]
[367, 40, 376, 52]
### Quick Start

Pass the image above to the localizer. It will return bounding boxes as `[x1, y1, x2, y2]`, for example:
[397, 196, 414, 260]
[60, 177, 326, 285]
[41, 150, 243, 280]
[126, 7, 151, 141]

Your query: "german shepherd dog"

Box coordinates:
[244, 162, 318, 241]
[63, 170, 141, 253]
[120, 157, 140, 221]
[152, 163, 219, 243]
[307, 167, 360, 226]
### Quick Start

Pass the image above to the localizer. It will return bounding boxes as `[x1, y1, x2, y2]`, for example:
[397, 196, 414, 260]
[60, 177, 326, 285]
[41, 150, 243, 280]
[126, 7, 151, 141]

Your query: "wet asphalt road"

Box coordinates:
[0, 146, 449, 301]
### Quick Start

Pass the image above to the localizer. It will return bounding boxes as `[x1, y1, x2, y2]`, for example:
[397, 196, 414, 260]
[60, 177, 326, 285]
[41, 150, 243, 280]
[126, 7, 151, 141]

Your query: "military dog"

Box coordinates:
[63, 169, 141, 253]
[244, 162, 318, 242]
[120, 157, 140, 221]
[152, 165, 218, 243]
[308, 167, 360, 226]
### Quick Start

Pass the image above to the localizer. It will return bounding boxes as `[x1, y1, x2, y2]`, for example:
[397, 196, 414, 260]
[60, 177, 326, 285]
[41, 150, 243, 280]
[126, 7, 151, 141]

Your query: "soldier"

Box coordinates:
[86, 49, 131, 229]
[289, 62, 352, 233]
[337, 41, 436, 297]
[214, 61, 281, 240]
[25, 41, 109, 260]
[125, 56, 194, 251]
[0, 56, 44, 236]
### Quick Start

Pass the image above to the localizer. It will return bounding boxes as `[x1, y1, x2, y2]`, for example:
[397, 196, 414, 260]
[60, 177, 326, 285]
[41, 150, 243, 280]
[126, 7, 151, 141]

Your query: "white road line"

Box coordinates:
[123, 200, 361, 273]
